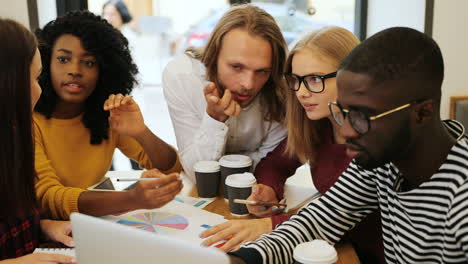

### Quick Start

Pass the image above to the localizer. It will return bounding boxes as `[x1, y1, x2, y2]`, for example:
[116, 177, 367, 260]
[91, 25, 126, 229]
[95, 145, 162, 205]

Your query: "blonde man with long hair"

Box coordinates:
[201, 26, 385, 264]
[163, 4, 288, 181]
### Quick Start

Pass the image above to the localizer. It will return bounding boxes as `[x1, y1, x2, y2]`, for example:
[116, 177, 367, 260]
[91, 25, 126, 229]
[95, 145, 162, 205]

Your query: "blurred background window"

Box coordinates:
[55, 0, 357, 169]
[88, 0, 356, 83]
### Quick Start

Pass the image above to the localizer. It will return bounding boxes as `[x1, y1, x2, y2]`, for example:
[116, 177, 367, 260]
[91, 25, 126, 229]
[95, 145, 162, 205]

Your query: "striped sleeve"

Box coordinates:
[233, 162, 380, 264]
[448, 180, 468, 260]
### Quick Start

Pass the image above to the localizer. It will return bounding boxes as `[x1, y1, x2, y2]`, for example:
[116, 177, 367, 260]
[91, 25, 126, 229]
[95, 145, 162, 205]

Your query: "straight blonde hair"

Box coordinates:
[285, 26, 360, 165]
[186, 4, 288, 122]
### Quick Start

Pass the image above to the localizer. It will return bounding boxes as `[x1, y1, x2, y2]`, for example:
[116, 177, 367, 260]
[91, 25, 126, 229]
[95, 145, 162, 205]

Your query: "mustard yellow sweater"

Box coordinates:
[33, 112, 182, 219]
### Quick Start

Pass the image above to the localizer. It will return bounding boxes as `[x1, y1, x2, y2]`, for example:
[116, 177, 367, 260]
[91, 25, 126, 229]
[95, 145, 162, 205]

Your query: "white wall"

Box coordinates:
[0, 0, 29, 28]
[37, 0, 57, 28]
[365, 0, 467, 119]
[367, 0, 426, 37]
[432, 0, 468, 119]
[88, 0, 107, 15]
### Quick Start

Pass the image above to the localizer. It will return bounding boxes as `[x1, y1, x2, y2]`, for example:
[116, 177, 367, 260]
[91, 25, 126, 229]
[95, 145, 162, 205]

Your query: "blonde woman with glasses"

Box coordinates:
[201, 26, 385, 264]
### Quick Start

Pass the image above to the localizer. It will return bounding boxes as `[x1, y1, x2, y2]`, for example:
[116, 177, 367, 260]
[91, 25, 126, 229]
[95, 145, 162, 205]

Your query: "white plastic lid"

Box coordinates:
[194, 161, 220, 173]
[219, 154, 252, 168]
[225, 173, 257, 188]
[293, 240, 338, 264]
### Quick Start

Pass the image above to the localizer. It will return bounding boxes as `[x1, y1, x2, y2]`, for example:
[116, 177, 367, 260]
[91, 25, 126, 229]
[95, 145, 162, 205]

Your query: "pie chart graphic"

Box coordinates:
[117, 212, 189, 234]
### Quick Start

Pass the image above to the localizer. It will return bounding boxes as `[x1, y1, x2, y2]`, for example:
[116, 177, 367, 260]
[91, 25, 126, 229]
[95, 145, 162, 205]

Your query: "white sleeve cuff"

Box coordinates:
[201, 111, 229, 132]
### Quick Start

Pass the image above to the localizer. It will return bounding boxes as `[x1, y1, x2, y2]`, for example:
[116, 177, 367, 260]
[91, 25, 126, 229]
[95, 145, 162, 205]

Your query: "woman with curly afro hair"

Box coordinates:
[34, 10, 183, 220]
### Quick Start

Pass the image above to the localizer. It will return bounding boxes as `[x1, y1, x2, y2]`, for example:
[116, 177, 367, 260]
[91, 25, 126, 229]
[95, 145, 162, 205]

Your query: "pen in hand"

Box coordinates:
[116, 176, 182, 182]
[116, 178, 156, 182]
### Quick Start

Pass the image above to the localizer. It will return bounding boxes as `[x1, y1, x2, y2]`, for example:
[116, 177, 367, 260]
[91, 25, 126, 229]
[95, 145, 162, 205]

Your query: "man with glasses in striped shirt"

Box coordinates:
[229, 27, 468, 264]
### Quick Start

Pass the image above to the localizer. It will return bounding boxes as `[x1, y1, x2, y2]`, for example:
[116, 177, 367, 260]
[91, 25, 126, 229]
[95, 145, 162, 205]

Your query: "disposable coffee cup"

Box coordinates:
[219, 155, 252, 199]
[194, 161, 220, 198]
[293, 240, 338, 264]
[225, 173, 256, 216]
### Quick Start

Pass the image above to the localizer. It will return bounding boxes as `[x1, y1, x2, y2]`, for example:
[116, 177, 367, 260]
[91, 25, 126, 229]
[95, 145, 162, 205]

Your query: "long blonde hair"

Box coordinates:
[186, 4, 288, 122]
[285, 26, 360, 165]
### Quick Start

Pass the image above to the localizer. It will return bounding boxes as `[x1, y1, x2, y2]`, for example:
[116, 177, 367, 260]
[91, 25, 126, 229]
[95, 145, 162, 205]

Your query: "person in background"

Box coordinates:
[102, 0, 140, 52]
[34, 11, 182, 220]
[102, 0, 133, 32]
[229, 27, 468, 264]
[200, 26, 385, 264]
[0, 18, 75, 264]
[163, 4, 288, 181]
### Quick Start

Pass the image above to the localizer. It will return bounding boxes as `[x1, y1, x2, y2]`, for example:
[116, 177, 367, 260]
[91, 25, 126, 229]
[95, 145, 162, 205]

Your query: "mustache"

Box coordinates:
[233, 90, 254, 96]
[218, 85, 254, 97]
[214, 79, 254, 97]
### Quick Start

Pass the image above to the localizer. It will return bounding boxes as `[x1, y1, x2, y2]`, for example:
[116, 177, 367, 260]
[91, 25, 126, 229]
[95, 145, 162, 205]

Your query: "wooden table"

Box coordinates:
[180, 180, 361, 264]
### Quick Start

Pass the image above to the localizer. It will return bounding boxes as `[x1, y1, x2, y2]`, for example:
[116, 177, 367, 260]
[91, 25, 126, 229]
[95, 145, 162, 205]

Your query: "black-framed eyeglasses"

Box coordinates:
[328, 101, 414, 134]
[284, 72, 337, 93]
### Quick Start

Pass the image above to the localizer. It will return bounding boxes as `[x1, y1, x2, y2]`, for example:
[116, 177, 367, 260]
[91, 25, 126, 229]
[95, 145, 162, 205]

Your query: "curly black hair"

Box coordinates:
[35, 10, 138, 144]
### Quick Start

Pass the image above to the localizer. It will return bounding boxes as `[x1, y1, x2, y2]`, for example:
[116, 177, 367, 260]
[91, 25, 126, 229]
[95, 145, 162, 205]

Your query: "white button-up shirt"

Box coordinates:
[163, 54, 287, 182]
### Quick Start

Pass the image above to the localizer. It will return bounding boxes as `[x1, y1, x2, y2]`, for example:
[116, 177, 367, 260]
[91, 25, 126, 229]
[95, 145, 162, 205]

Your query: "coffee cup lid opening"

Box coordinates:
[194, 161, 220, 173]
[225, 173, 256, 188]
[293, 240, 338, 264]
[219, 154, 252, 168]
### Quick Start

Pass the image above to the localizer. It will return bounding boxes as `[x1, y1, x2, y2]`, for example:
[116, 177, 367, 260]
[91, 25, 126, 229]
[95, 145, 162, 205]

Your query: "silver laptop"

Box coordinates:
[71, 213, 229, 264]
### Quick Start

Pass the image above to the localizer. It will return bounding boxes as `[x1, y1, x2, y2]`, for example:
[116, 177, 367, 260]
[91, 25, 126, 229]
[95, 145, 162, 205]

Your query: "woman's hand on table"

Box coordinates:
[3, 253, 76, 264]
[199, 218, 272, 252]
[40, 220, 74, 247]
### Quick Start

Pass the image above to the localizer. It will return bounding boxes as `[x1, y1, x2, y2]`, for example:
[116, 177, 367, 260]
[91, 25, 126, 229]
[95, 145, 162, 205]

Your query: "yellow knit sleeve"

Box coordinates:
[161, 152, 183, 174]
[115, 134, 153, 169]
[33, 117, 85, 220]
[116, 133, 183, 174]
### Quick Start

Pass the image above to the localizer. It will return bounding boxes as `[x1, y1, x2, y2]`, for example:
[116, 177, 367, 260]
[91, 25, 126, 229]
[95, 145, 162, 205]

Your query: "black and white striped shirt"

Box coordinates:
[232, 120, 468, 263]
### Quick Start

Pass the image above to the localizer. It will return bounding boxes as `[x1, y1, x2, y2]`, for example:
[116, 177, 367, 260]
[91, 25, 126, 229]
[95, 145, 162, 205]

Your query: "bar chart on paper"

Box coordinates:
[117, 212, 189, 234]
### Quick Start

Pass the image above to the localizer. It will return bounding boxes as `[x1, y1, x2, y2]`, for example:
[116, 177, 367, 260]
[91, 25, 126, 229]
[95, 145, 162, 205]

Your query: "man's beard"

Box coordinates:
[217, 80, 257, 107]
[356, 120, 412, 170]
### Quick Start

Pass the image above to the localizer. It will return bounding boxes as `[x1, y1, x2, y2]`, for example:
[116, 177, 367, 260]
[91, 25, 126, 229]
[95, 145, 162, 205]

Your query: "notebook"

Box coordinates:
[283, 166, 321, 212]
[71, 212, 229, 264]
[283, 184, 321, 212]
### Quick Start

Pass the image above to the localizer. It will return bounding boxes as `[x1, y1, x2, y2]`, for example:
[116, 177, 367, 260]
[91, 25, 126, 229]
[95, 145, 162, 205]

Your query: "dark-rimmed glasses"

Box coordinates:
[284, 72, 337, 93]
[328, 101, 414, 134]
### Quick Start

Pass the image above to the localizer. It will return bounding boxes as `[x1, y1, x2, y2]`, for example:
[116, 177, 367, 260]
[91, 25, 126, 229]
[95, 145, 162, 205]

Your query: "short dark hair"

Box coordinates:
[340, 27, 444, 99]
[0, 18, 38, 217]
[103, 0, 133, 24]
[35, 10, 138, 145]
